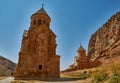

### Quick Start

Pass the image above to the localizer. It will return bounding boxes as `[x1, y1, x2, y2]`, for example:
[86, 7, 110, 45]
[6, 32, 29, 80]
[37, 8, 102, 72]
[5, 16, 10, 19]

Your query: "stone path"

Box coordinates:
[0, 77, 14, 83]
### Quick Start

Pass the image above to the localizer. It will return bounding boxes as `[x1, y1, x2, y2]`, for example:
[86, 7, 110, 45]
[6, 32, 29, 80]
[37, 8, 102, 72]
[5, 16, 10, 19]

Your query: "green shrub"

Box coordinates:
[112, 64, 120, 76]
[91, 70, 108, 83]
[109, 75, 120, 83]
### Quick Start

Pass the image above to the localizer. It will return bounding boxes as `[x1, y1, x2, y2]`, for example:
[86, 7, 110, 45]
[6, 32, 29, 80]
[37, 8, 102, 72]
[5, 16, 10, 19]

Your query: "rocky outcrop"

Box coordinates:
[0, 56, 16, 76]
[88, 12, 120, 60]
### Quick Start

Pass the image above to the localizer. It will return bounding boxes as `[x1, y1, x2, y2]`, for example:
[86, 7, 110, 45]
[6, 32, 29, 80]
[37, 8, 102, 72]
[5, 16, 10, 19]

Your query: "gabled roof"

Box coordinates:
[77, 45, 85, 52]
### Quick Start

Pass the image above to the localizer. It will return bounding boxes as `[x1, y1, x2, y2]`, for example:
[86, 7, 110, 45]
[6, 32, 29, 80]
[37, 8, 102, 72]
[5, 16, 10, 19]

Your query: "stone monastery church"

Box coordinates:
[14, 6, 60, 79]
[66, 45, 100, 71]
[14, 5, 101, 79]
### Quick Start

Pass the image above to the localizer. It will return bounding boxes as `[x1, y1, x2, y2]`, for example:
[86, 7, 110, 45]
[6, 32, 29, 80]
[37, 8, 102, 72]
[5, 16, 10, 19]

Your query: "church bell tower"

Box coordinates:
[15, 5, 60, 79]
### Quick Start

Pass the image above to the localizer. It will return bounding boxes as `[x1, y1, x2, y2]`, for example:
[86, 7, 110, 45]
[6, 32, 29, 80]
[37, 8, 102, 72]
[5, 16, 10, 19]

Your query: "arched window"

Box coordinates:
[33, 20, 36, 25]
[43, 20, 46, 24]
[38, 19, 41, 25]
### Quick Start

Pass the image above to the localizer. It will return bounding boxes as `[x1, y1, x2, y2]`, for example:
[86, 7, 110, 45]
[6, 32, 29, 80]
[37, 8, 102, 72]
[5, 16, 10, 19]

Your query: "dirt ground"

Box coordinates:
[1, 77, 92, 83]
[12, 78, 92, 83]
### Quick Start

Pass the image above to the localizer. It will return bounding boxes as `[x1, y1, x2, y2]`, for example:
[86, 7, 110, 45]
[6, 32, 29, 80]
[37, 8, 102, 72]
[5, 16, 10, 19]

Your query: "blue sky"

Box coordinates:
[0, 0, 120, 70]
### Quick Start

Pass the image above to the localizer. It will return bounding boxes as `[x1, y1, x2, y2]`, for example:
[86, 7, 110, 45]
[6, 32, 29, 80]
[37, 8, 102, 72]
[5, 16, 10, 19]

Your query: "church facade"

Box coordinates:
[14, 6, 60, 79]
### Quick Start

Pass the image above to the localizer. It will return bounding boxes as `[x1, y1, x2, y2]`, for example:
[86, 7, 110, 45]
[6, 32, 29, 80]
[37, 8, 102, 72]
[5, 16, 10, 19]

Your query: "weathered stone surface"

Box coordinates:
[88, 12, 120, 60]
[14, 7, 60, 79]
[0, 56, 16, 76]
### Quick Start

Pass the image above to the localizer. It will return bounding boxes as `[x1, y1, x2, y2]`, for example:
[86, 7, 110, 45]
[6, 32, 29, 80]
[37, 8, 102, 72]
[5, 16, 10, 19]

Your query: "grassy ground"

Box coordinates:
[0, 77, 6, 80]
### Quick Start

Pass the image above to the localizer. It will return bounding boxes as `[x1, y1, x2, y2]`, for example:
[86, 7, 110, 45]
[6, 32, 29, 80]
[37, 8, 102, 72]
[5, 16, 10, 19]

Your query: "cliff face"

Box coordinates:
[0, 56, 16, 76]
[88, 12, 120, 60]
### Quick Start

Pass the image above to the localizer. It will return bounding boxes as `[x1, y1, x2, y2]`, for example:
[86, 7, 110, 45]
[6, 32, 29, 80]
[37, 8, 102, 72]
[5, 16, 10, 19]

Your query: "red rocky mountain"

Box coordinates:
[88, 12, 120, 61]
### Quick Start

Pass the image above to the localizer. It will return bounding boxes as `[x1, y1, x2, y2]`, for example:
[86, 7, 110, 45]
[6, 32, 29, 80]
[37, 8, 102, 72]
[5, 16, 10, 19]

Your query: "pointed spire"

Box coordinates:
[77, 44, 85, 52]
[42, 4, 44, 8]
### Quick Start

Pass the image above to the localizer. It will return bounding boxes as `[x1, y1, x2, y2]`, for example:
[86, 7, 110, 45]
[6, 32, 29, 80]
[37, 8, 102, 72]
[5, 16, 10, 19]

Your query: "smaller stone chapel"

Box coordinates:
[14, 6, 60, 79]
[67, 45, 100, 71]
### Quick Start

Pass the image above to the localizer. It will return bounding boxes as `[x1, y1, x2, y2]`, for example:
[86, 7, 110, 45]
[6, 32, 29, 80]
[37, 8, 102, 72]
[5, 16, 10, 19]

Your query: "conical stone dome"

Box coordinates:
[77, 45, 85, 52]
[32, 6, 51, 20]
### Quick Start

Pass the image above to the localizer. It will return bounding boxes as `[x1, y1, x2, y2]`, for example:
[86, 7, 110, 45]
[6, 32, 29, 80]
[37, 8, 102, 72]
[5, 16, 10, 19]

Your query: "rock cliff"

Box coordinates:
[88, 12, 120, 60]
[0, 56, 16, 76]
